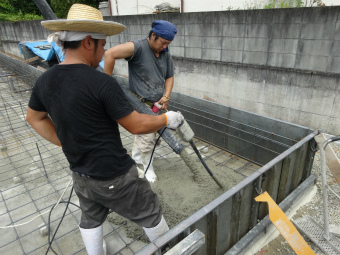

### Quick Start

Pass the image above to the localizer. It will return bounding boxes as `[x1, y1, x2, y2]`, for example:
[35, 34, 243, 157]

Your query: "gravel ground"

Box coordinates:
[254, 139, 340, 255]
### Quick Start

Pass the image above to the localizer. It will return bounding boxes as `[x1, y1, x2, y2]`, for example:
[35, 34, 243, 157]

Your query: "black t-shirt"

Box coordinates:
[29, 64, 135, 179]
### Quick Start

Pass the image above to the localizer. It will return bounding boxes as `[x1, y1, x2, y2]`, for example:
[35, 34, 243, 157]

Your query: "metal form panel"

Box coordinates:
[147, 92, 317, 255]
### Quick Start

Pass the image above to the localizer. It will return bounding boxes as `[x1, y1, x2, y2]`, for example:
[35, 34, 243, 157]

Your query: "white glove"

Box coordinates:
[165, 111, 184, 129]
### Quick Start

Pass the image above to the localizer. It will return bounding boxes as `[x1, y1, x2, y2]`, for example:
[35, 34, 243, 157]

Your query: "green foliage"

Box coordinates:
[0, 0, 102, 21]
[0, 0, 14, 14]
[0, 11, 43, 22]
[264, 0, 304, 8]
[51, 0, 103, 18]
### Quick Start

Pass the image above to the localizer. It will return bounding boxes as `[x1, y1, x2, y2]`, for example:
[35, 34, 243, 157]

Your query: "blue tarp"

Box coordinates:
[19, 41, 56, 61]
[19, 41, 106, 69]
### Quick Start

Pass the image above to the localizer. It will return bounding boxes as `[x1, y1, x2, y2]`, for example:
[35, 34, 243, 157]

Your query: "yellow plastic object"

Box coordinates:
[255, 192, 315, 255]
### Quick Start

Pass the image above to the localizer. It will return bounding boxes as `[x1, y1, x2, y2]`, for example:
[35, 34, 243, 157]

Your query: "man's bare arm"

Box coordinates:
[159, 76, 174, 110]
[117, 110, 167, 134]
[26, 107, 61, 146]
[104, 42, 135, 76]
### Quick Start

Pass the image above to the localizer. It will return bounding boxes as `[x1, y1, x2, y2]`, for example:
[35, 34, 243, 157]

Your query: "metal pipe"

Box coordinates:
[33, 0, 57, 20]
[108, 0, 113, 16]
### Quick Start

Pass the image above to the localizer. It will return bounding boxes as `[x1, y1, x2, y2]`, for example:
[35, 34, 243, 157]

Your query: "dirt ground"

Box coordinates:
[254, 141, 340, 255]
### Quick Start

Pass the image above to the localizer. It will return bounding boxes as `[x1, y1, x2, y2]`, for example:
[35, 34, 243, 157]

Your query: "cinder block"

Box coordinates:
[222, 24, 245, 37]
[327, 56, 340, 74]
[170, 46, 185, 58]
[171, 35, 185, 47]
[184, 24, 202, 36]
[174, 25, 185, 37]
[200, 23, 223, 37]
[246, 9, 274, 24]
[268, 39, 298, 54]
[222, 37, 244, 51]
[242, 51, 267, 66]
[298, 40, 332, 57]
[185, 36, 202, 48]
[272, 8, 304, 24]
[300, 23, 333, 40]
[202, 49, 221, 61]
[185, 48, 202, 59]
[140, 24, 151, 35]
[130, 34, 142, 41]
[295, 55, 328, 72]
[302, 7, 338, 26]
[335, 23, 340, 41]
[267, 52, 296, 69]
[184, 12, 205, 25]
[245, 24, 270, 38]
[271, 23, 301, 39]
[202, 11, 234, 24]
[224, 11, 246, 24]
[244, 38, 269, 52]
[329, 40, 340, 57]
[203, 37, 222, 49]
[221, 50, 243, 63]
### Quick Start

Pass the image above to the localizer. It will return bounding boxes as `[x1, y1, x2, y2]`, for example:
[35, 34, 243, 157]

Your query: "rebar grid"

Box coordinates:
[0, 66, 147, 255]
[0, 57, 295, 254]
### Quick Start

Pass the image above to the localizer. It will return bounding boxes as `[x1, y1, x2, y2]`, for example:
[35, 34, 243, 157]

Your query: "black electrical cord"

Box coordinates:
[45, 186, 74, 255]
[144, 127, 167, 175]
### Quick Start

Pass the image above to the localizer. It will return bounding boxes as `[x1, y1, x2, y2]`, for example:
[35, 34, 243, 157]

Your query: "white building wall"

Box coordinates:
[108, 0, 338, 15]
[110, 0, 180, 15]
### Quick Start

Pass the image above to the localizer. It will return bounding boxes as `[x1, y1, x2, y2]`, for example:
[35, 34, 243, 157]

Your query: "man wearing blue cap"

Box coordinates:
[105, 20, 177, 183]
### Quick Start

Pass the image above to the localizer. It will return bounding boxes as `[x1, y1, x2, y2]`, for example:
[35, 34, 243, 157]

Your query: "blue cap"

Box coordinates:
[151, 20, 177, 41]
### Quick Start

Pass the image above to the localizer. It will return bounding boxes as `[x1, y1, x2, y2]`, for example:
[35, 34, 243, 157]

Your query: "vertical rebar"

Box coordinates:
[36, 142, 48, 178]
[19, 101, 28, 126]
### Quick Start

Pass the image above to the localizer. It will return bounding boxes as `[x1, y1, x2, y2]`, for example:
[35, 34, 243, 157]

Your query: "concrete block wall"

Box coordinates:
[0, 7, 339, 134]
[105, 6, 340, 74]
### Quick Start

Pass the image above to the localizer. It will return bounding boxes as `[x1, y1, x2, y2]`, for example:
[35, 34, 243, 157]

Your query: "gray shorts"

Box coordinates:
[72, 165, 162, 229]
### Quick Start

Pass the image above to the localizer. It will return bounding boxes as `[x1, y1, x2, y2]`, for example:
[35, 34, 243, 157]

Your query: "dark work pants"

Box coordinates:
[72, 165, 162, 229]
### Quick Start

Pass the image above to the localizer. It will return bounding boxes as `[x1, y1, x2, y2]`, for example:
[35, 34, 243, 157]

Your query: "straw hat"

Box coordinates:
[41, 4, 125, 36]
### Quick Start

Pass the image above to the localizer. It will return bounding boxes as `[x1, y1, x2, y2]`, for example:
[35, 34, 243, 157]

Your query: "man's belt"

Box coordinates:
[131, 91, 154, 107]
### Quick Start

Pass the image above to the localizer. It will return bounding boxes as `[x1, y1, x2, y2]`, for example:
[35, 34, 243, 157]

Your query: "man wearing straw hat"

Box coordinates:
[26, 4, 183, 255]
[105, 20, 177, 184]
